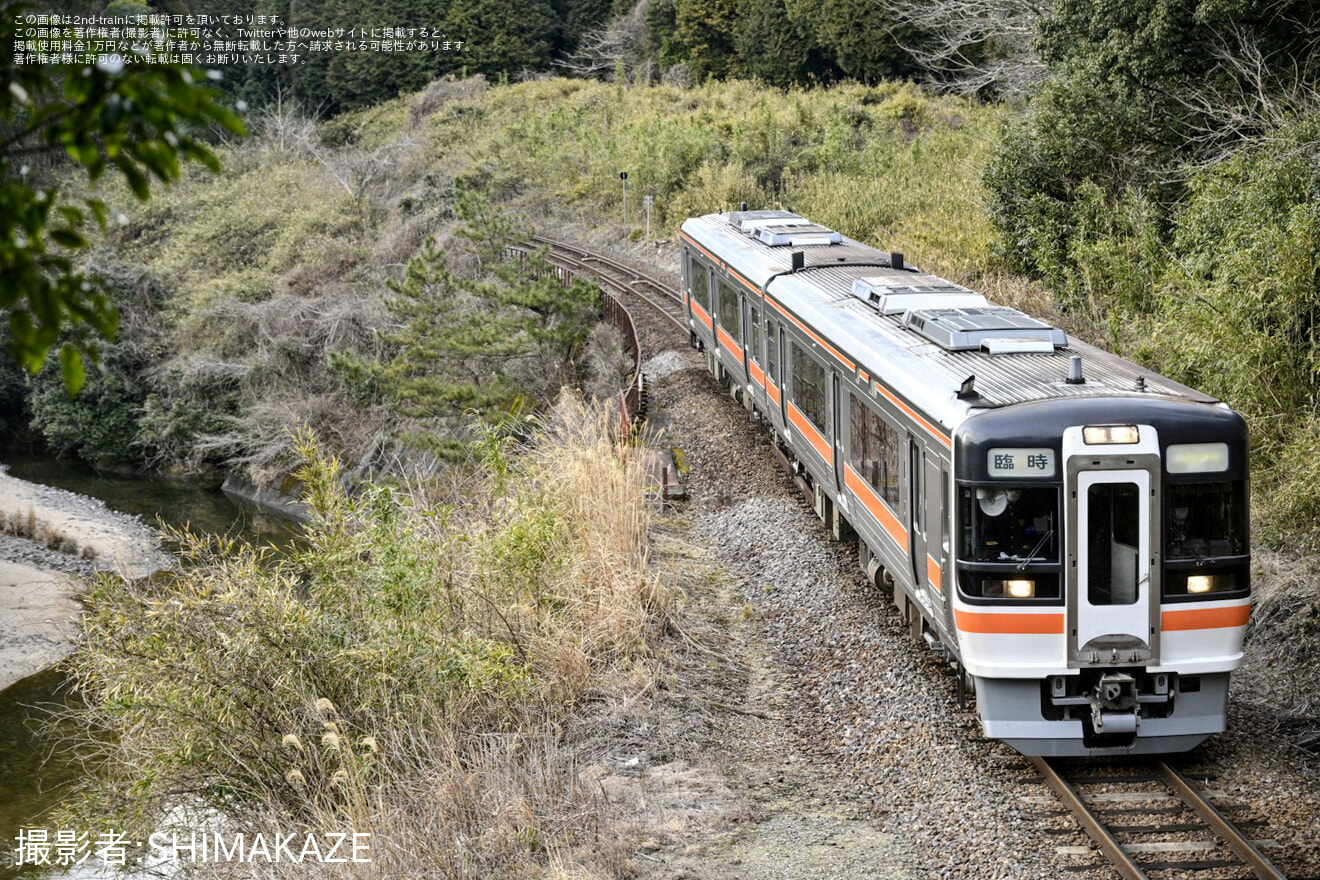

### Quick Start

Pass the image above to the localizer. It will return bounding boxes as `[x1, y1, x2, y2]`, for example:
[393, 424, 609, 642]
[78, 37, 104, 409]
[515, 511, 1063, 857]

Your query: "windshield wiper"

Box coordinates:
[999, 530, 1054, 569]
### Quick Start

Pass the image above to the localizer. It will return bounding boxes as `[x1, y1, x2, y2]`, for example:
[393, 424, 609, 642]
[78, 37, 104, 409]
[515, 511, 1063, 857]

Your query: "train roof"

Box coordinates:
[680, 211, 1220, 436]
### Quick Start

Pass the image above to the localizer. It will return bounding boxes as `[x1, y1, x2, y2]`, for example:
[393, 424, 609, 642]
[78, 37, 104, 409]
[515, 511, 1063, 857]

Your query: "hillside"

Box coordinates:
[8, 77, 1010, 485]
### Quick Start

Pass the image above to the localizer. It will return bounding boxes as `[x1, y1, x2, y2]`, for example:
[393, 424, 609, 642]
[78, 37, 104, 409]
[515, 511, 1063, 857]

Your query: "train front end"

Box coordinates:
[952, 398, 1250, 756]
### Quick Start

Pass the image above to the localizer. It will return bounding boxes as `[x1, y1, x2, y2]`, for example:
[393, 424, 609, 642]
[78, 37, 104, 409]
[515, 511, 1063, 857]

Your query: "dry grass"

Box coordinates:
[59, 395, 669, 879]
[1235, 548, 1320, 749]
[0, 503, 94, 559]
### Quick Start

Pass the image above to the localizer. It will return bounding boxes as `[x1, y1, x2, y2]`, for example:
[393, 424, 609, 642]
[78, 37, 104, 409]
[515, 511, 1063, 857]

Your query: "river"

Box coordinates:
[0, 455, 300, 878]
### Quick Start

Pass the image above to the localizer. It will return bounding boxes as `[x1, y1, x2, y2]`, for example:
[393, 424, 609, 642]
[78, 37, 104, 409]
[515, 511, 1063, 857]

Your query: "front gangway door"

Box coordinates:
[1071, 469, 1156, 664]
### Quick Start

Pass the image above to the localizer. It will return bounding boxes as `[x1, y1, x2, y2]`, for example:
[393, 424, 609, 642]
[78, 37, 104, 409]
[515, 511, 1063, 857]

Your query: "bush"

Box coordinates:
[58, 397, 667, 874]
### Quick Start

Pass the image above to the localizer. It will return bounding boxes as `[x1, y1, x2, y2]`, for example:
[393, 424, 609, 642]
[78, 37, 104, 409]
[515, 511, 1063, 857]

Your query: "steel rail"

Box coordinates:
[1030, 756, 1149, 880]
[1156, 761, 1287, 880]
[529, 235, 687, 332]
[1033, 756, 1288, 880]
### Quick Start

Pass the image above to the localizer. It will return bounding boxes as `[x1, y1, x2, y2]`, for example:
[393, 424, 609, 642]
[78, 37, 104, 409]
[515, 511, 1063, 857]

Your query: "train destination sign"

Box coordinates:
[987, 447, 1056, 478]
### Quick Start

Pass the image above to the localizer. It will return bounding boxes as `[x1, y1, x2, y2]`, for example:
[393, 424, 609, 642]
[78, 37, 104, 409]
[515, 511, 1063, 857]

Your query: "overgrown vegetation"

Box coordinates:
[13, 76, 1003, 488]
[0, 2, 244, 390]
[59, 396, 667, 876]
[983, 0, 1320, 550]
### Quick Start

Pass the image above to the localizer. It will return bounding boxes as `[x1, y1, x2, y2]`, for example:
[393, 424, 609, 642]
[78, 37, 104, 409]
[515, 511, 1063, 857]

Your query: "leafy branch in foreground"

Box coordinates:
[2, 3, 244, 390]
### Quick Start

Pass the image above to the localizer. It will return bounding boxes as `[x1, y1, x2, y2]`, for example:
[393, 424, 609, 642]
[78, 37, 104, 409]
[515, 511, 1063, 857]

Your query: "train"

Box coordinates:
[678, 209, 1250, 757]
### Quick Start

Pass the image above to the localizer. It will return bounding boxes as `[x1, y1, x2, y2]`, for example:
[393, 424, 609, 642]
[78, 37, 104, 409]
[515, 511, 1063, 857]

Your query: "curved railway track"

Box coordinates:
[1030, 757, 1287, 879]
[529, 234, 687, 331]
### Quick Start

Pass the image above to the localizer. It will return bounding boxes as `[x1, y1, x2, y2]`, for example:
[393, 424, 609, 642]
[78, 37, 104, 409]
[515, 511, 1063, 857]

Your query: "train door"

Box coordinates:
[1072, 470, 1155, 659]
[764, 319, 786, 427]
[746, 299, 760, 392]
[908, 438, 927, 593]
[932, 465, 951, 616]
[832, 374, 844, 492]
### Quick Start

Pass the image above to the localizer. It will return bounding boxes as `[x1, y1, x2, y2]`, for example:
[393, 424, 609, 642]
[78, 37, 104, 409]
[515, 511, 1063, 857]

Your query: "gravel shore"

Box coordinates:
[0, 466, 168, 691]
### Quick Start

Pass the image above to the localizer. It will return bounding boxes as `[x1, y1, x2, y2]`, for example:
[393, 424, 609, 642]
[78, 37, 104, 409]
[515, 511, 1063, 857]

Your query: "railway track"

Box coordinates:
[1030, 757, 1288, 879]
[529, 234, 688, 331]
[514, 235, 1310, 879]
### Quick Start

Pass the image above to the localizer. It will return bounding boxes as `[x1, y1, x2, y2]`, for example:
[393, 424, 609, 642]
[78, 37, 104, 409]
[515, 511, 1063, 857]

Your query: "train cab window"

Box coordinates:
[960, 487, 1059, 563]
[766, 318, 780, 382]
[1163, 480, 1249, 599]
[688, 256, 712, 312]
[1165, 482, 1246, 559]
[717, 279, 741, 336]
[849, 393, 900, 507]
[791, 342, 828, 435]
[958, 485, 1061, 601]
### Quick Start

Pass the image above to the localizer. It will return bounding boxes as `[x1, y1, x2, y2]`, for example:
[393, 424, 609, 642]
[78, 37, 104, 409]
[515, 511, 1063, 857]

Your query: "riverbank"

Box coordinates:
[0, 466, 169, 691]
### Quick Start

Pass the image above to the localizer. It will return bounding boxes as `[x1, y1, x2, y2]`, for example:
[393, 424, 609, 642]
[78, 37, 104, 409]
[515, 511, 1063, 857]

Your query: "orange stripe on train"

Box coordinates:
[843, 464, 907, 549]
[787, 402, 832, 465]
[749, 359, 765, 389]
[954, 609, 1065, 635]
[1161, 604, 1251, 632]
[716, 326, 744, 362]
[690, 299, 713, 331]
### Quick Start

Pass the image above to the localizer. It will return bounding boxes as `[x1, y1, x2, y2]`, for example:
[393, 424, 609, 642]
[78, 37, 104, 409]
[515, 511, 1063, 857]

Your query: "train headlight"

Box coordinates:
[1186, 573, 1236, 594]
[984, 578, 1036, 598]
[1006, 579, 1036, 599]
[1083, 425, 1140, 445]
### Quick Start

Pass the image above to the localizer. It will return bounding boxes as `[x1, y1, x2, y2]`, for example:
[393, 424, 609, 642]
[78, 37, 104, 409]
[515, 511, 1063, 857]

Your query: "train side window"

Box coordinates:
[849, 392, 900, 507]
[717, 279, 742, 337]
[766, 318, 779, 382]
[791, 342, 828, 435]
[689, 256, 711, 311]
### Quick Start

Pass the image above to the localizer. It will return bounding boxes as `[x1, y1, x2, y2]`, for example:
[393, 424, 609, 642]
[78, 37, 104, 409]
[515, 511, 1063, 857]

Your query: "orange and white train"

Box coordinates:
[679, 209, 1251, 756]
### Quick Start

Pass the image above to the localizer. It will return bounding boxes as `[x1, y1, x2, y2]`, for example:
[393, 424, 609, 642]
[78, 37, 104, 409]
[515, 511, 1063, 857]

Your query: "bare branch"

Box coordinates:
[1164, 19, 1320, 167]
[885, 0, 1048, 98]
[555, 0, 650, 81]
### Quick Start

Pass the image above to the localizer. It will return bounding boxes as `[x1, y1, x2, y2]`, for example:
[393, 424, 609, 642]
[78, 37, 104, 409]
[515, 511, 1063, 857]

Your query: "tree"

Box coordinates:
[443, 0, 557, 77]
[985, 0, 1320, 293]
[884, 0, 1047, 98]
[332, 193, 601, 451]
[672, 0, 738, 80]
[732, 0, 826, 87]
[1, 2, 244, 391]
[783, 0, 921, 83]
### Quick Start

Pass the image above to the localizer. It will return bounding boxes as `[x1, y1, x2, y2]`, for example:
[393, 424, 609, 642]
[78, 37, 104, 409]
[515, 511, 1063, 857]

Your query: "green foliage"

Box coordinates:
[730, 0, 823, 87]
[0, 3, 244, 389]
[332, 192, 601, 432]
[62, 431, 530, 833]
[58, 408, 665, 860]
[11, 77, 1000, 482]
[1138, 122, 1320, 425]
[986, 0, 1320, 294]
[980, 0, 1320, 547]
[673, 0, 740, 80]
[25, 261, 168, 464]
[785, 0, 922, 83]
